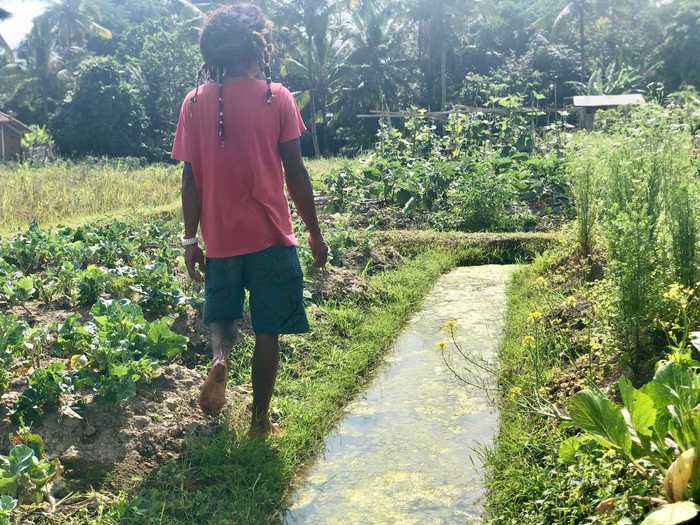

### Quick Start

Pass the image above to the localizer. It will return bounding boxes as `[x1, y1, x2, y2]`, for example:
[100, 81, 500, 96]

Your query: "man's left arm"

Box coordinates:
[279, 139, 328, 267]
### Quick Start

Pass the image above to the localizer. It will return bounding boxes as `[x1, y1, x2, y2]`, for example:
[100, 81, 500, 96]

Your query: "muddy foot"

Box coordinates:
[199, 361, 228, 417]
[248, 419, 281, 439]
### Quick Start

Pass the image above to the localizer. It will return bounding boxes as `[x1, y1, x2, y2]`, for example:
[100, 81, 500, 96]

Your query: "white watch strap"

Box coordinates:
[181, 237, 199, 247]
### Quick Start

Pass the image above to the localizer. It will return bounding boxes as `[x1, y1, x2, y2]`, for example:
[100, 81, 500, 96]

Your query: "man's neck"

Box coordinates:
[224, 70, 258, 81]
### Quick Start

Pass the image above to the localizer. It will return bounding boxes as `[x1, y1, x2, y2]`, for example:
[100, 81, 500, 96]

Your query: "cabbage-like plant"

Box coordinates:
[0, 444, 60, 505]
[562, 361, 700, 522]
[0, 495, 18, 525]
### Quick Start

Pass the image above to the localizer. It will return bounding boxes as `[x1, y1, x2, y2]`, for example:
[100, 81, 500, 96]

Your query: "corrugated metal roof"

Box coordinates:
[573, 94, 645, 108]
[0, 111, 31, 133]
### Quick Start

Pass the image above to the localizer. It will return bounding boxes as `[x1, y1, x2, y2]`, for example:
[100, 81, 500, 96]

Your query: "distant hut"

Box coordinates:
[573, 94, 645, 131]
[0, 111, 31, 161]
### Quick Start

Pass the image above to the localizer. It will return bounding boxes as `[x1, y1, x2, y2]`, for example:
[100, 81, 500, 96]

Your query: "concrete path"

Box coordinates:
[283, 265, 518, 525]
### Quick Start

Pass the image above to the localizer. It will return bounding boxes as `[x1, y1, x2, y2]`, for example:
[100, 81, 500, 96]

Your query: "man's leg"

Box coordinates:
[199, 321, 238, 416]
[250, 333, 280, 436]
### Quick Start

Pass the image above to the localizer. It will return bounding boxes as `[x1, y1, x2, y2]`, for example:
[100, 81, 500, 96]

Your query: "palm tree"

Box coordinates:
[552, 0, 589, 82]
[277, 0, 349, 156]
[345, 1, 412, 115]
[411, 0, 473, 110]
[0, 8, 13, 60]
[12, 15, 64, 123]
[44, 0, 112, 52]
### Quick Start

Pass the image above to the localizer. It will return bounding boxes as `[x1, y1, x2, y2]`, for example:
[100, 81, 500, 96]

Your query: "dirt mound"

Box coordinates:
[0, 364, 250, 491]
[307, 266, 371, 303]
[342, 245, 404, 274]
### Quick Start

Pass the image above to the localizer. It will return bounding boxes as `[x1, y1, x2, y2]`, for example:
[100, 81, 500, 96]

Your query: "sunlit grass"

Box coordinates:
[0, 161, 180, 233]
[0, 158, 348, 234]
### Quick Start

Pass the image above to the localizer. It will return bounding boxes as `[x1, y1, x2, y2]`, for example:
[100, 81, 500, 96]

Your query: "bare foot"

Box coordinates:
[248, 417, 281, 439]
[199, 361, 228, 417]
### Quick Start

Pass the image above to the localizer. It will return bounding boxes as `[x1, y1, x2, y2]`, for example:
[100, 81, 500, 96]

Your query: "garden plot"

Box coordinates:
[0, 215, 552, 524]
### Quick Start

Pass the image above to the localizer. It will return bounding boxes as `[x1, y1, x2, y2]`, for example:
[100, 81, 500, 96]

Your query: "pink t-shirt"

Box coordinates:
[172, 80, 306, 258]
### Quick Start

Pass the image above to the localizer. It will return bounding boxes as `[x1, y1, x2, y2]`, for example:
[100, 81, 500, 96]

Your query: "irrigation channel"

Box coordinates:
[283, 265, 518, 524]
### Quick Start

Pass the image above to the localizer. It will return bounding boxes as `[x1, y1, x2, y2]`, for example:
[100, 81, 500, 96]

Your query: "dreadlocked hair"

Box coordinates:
[190, 3, 274, 146]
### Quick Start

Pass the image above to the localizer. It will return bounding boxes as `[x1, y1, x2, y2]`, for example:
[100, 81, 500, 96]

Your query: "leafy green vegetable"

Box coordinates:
[0, 444, 60, 505]
[640, 501, 700, 525]
[619, 377, 656, 438]
[0, 494, 17, 525]
[568, 388, 632, 455]
[11, 362, 69, 426]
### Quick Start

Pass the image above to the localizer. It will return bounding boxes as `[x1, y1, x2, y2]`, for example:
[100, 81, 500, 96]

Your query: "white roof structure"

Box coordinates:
[573, 94, 645, 108]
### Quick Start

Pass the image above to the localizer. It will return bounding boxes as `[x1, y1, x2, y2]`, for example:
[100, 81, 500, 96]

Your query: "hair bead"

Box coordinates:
[218, 82, 225, 145]
[196, 4, 274, 140]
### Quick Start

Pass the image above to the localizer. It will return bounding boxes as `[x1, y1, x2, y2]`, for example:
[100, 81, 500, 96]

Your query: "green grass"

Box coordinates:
[304, 156, 355, 191]
[0, 157, 347, 234]
[0, 161, 180, 233]
[485, 253, 657, 524]
[111, 248, 459, 524]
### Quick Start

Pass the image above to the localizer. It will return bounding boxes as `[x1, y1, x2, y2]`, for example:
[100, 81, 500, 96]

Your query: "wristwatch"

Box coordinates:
[181, 237, 199, 247]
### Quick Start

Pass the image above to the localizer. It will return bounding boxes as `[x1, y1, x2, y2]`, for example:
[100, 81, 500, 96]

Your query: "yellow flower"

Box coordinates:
[442, 319, 458, 332]
[436, 341, 448, 351]
[534, 276, 547, 288]
[528, 311, 543, 324]
[522, 335, 536, 348]
[664, 283, 692, 306]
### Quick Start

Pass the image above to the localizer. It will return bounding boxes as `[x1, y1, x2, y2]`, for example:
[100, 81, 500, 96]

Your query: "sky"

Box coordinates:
[0, 0, 49, 49]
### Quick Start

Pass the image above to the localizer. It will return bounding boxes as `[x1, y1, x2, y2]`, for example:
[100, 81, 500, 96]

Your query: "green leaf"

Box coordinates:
[14, 276, 34, 293]
[568, 389, 632, 455]
[0, 494, 17, 511]
[145, 319, 187, 360]
[640, 502, 700, 525]
[619, 377, 656, 437]
[0, 476, 17, 498]
[110, 364, 129, 378]
[558, 436, 582, 463]
[6, 445, 36, 477]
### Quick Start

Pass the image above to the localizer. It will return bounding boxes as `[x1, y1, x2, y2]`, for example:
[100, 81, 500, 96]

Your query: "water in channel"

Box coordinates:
[283, 265, 519, 525]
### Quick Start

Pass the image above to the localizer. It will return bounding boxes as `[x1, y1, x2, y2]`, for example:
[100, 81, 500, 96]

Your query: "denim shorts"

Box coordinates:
[203, 245, 310, 335]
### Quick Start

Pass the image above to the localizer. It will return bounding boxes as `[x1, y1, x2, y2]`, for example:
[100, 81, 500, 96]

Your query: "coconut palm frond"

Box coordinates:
[173, 0, 205, 19]
[0, 8, 11, 21]
[0, 34, 12, 60]
[552, 2, 572, 32]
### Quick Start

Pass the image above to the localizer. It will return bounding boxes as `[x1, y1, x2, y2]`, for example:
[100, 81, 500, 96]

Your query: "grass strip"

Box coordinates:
[485, 253, 657, 524]
[113, 243, 545, 524]
[117, 249, 456, 523]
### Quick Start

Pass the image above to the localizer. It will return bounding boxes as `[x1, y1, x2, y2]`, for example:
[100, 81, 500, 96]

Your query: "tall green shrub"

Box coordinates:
[568, 105, 699, 371]
[601, 133, 665, 363]
[663, 133, 698, 286]
[52, 57, 149, 158]
[567, 136, 601, 257]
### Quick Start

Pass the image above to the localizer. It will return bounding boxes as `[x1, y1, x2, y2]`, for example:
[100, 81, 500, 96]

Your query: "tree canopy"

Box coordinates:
[0, 0, 698, 158]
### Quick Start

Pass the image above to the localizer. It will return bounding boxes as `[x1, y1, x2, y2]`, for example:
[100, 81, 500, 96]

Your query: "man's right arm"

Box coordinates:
[182, 162, 205, 282]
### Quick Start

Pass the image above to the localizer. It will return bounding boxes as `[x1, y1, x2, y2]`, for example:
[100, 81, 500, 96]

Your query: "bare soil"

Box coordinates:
[0, 364, 251, 492]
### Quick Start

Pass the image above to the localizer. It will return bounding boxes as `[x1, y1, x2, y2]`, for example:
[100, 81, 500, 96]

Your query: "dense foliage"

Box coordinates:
[322, 110, 572, 231]
[1, 0, 699, 158]
[485, 105, 700, 523]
